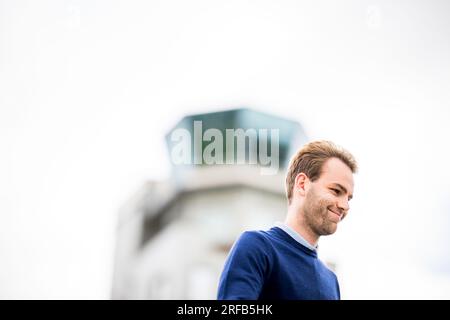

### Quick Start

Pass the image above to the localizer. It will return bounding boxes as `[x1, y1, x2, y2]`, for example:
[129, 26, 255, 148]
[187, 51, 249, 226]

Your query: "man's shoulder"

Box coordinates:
[319, 260, 339, 278]
[240, 227, 276, 240]
[312, 257, 339, 284]
[228, 229, 276, 264]
[235, 228, 277, 250]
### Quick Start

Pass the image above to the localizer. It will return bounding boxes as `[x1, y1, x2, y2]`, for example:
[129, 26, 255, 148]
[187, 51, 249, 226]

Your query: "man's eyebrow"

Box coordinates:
[331, 183, 353, 200]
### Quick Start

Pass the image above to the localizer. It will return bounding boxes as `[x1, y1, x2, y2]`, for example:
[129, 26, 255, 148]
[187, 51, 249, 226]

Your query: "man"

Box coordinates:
[217, 140, 357, 300]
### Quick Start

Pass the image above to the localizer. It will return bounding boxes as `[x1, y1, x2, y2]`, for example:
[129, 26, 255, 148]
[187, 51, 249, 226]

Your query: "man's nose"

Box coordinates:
[337, 197, 350, 212]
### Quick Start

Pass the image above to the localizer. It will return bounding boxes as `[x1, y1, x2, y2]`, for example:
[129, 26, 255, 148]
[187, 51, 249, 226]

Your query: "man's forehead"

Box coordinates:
[320, 158, 354, 190]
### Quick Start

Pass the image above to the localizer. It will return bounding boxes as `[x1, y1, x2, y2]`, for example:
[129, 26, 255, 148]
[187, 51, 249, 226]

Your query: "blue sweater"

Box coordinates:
[217, 226, 340, 300]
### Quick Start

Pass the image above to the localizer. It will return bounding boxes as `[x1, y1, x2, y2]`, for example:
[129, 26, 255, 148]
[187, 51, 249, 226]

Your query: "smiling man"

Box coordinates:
[217, 140, 357, 300]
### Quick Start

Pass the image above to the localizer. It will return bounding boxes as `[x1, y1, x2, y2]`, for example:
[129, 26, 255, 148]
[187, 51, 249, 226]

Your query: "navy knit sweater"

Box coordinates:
[217, 226, 340, 300]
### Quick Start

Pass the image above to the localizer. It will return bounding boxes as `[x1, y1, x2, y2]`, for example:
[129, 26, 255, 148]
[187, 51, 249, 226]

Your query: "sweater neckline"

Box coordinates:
[271, 226, 318, 258]
[273, 222, 318, 252]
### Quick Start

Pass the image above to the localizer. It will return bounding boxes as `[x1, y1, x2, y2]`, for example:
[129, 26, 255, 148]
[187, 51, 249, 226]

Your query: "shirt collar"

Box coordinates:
[274, 221, 318, 252]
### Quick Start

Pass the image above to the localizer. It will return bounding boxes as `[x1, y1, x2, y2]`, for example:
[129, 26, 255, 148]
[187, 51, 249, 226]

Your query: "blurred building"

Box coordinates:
[111, 108, 307, 299]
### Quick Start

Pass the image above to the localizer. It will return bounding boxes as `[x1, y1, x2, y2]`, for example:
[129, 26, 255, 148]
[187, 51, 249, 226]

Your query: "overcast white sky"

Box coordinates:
[1, 0, 450, 299]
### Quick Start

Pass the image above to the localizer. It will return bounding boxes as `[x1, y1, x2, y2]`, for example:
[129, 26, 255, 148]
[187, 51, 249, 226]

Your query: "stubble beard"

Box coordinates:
[302, 186, 338, 237]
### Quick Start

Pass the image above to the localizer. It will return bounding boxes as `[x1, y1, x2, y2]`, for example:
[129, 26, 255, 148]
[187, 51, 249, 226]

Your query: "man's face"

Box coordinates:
[302, 158, 354, 236]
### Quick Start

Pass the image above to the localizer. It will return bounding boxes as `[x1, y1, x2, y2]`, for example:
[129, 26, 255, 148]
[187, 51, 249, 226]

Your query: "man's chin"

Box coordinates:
[320, 224, 338, 236]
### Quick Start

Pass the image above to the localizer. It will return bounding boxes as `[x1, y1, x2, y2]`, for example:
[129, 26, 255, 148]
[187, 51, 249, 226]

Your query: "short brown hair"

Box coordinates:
[285, 140, 357, 204]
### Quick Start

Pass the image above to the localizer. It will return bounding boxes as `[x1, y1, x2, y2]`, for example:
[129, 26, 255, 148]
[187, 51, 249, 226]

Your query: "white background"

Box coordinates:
[1, 0, 450, 298]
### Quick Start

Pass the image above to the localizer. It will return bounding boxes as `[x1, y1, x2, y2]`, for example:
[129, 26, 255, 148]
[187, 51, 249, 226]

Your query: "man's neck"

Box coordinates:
[285, 209, 319, 248]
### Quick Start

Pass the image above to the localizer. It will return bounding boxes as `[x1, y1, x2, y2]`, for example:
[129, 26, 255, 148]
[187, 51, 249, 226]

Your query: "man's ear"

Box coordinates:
[294, 173, 309, 197]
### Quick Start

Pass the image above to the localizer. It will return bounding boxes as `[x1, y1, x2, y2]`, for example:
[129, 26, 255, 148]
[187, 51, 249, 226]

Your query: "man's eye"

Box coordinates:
[331, 188, 340, 195]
